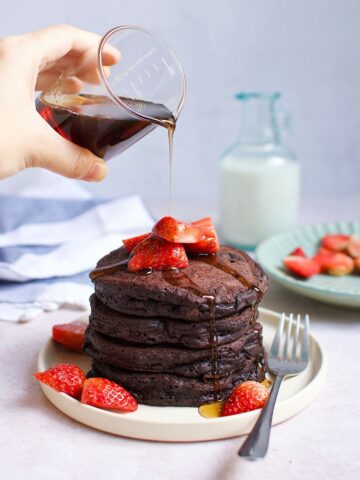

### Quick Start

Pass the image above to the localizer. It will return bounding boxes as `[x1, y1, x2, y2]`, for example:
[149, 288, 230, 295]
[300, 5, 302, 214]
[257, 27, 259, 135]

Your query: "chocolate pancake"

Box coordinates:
[84, 322, 264, 377]
[86, 243, 268, 407]
[88, 360, 266, 406]
[89, 294, 258, 349]
[92, 245, 268, 320]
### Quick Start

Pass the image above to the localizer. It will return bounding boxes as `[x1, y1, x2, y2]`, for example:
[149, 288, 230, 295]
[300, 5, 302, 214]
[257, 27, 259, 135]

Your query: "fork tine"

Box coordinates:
[283, 313, 293, 359]
[270, 313, 285, 358]
[291, 314, 301, 360]
[300, 314, 310, 364]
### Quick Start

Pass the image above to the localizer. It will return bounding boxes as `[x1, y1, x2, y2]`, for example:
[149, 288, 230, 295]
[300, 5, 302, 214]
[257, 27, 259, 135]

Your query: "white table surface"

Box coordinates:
[1, 196, 360, 480]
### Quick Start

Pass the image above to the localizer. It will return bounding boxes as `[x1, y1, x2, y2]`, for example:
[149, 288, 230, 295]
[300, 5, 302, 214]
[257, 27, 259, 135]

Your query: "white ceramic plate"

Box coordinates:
[37, 308, 326, 442]
[256, 221, 360, 308]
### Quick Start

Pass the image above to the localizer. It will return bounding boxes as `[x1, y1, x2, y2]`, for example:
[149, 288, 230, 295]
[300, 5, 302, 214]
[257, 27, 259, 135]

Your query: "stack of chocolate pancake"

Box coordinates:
[85, 245, 268, 407]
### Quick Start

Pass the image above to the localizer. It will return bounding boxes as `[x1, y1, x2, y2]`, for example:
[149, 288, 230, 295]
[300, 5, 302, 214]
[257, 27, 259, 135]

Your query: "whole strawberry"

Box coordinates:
[81, 378, 138, 412]
[34, 364, 86, 399]
[221, 381, 269, 416]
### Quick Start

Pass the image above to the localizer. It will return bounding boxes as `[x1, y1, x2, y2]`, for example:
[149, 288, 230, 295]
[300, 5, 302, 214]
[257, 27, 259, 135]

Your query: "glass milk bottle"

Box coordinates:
[220, 92, 300, 249]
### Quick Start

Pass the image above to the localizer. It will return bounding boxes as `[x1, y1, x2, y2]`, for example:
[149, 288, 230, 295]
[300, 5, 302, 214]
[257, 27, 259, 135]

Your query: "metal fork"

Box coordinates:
[238, 313, 310, 460]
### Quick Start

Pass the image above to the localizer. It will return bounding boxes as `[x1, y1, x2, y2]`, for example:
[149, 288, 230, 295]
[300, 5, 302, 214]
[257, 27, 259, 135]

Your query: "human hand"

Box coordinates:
[0, 24, 120, 181]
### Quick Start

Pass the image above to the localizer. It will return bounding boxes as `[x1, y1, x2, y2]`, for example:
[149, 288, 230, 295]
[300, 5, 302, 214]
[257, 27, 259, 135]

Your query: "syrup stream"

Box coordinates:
[167, 122, 175, 216]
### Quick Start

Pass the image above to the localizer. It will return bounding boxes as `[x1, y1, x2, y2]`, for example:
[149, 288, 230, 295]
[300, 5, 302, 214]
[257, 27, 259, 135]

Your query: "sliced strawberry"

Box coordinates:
[283, 256, 320, 278]
[52, 321, 87, 353]
[81, 378, 138, 412]
[33, 364, 86, 399]
[320, 234, 350, 252]
[312, 247, 336, 271]
[186, 217, 220, 255]
[317, 252, 354, 276]
[185, 236, 220, 255]
[123, 233, 151, 253]
[221, 381, 269, 416]
[191, 217, 213, 229]
[152, 216, 203, 243]
[128, 236, 188, 272]
[289, 247, 307, 258]
[347, 235, 360, 258]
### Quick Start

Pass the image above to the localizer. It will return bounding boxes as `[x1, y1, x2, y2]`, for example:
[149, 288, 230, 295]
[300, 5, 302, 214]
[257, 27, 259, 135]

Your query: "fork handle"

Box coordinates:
[238, 374, 285, 460]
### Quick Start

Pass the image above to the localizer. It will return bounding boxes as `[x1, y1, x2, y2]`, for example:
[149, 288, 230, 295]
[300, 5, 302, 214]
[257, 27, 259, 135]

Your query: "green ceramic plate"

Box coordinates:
[256, 221, 360, 308]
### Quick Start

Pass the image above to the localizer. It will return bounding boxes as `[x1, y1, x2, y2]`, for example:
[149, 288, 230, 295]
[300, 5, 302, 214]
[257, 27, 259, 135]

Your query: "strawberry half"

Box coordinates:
[320, 234, 350, 252]
[347, 235, 360, 258]
[289, 247, 307, 257]
[123, 233, 151, 253]
[312, 247, 335, 270]
[33, 364, 86, 399]
[312, 247, 335, 269]
[283, 256, 320, 278]
[314, 251, 354, 276]
[221, 381, 269, 416]
[128, 236, 188, 272]
[52, 321, 87, 353]
[185, 217, 220, 255]
[81, 378, 138, 412]
[152, 216, 203, 243]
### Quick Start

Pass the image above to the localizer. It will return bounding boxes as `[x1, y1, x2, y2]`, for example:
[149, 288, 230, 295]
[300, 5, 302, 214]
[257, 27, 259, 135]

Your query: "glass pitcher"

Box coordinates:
[36, 26, 186, 159]
[219, 92, 300, 249]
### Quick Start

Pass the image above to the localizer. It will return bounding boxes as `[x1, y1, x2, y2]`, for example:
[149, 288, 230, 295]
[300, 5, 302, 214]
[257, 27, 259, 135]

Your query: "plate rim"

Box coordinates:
[36, 307, 326, 442]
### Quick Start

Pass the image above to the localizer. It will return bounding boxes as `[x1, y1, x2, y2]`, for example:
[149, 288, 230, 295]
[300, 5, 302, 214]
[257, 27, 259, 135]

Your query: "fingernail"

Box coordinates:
[84, 162, 108, 182]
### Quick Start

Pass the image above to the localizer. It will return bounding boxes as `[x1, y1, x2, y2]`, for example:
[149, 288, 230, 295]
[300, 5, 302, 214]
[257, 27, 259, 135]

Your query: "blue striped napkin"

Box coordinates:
[0, 194, 153, 322]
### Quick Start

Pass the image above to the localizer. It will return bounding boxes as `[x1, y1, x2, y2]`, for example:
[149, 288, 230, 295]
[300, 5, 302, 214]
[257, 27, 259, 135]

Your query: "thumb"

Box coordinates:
[27, 121, 108, 182]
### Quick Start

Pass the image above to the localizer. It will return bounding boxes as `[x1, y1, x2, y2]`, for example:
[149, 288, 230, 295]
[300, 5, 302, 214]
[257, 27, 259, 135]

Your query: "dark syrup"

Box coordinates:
[162, 254, 264, 402]
[161, 269, 220, 401]
[193, 254, 263, 347]
[36, 94, 175, 159]
[203, 295, 220, 399]
[89, 258, 153, 280]
[194, 253, 261, 294]
[89, 259, 128, 281]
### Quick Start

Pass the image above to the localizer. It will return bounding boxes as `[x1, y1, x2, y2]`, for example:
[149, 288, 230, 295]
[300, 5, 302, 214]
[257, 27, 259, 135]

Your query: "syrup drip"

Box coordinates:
[161, 269, 206, 297]
[89, 259, 128, 281]
[89, 258, 155, 280]
[194, 254, 260, 293]
[161, 270, 220, 401]
[203, 295, 220, 400]
[161, 252, 264, 403]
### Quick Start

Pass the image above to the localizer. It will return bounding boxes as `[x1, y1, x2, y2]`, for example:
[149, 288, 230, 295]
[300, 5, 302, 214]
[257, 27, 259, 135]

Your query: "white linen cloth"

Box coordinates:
[0, 197, 153, 282]
[0, 177, 153, 322]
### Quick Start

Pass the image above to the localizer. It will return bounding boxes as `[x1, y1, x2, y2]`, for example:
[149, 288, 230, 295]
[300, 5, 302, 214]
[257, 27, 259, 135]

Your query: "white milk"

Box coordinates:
[220, 154, 300, 248]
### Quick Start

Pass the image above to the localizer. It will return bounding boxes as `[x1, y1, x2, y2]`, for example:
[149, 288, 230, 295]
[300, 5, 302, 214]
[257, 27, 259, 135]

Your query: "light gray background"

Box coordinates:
[1, 0, 359, 207]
